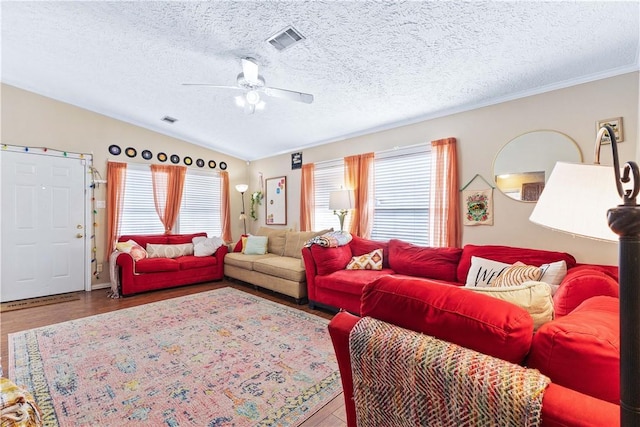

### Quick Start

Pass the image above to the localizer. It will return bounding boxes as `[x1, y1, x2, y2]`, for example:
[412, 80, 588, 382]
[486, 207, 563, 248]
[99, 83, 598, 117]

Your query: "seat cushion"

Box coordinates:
[526, 296, 619, 403]
[388, 239, 462, 282]
[223, 252, 277, 270]
[315, 269, 394, 296]
[175, 255, 218, 270]
[133, 257, 180, 273]
[360, 275, 534, 364]
[253, 256, 306, 282]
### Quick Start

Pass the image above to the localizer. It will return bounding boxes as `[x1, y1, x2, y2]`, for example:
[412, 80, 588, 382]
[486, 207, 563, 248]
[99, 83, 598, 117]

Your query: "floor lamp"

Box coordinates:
[235, 184, 249, 235]
[530, 125, 640, 425]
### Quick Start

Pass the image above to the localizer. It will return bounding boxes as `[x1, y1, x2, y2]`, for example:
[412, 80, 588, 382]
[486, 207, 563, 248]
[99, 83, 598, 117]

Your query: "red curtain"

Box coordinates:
[105, 161, 127, 257]
[150, 164, 186, 234]
[299, 163, 315, 231]
[345, 153, 374, 238]
[431, 137, 461, 248]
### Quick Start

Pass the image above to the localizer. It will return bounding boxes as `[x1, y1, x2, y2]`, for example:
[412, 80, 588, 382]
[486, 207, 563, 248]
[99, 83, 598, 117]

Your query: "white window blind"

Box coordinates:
[371, 145, 431, 245]
[313, 158, 350, 232]
[119, 164, 222, 237]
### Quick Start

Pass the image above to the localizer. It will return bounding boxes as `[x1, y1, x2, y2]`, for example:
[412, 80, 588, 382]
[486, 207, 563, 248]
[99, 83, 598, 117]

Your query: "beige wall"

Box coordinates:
[248, 72, 639, 266]
[1, 84, 248, 287]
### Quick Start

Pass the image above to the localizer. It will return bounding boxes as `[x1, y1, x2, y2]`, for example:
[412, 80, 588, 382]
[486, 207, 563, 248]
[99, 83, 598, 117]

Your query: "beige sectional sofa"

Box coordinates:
[224, 227, 328, 303]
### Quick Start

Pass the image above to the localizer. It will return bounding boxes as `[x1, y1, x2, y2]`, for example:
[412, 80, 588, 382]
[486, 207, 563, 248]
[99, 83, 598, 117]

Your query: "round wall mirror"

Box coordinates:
[493, 130, 582, 202]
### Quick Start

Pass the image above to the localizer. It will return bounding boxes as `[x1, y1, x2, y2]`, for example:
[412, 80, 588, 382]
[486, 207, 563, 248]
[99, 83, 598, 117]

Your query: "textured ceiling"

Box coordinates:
[2, 1, 639, 161]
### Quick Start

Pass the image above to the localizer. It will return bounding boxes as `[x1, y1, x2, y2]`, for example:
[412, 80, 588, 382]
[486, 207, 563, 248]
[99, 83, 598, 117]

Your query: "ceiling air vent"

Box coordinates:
[267, 26, 305, 51]
[161, 116, 178, 124]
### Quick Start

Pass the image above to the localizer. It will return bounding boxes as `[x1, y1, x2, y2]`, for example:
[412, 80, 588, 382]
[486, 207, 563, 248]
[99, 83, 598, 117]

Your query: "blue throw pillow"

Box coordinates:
[243, 235, 268, 255]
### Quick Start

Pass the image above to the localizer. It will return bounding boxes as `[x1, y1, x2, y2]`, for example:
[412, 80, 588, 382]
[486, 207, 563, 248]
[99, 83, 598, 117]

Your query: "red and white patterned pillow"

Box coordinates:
[346, 249, 383, 270]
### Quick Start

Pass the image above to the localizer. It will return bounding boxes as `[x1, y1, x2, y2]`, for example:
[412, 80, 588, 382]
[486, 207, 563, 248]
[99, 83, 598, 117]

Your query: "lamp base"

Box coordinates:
[334, 210, 348, 232]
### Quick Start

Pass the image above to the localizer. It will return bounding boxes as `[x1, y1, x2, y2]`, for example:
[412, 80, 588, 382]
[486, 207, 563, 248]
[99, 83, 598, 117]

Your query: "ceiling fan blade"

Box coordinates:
[181, 84, 243, 91]
[241, 57, 260, 85]
[263, 87, 314, 104]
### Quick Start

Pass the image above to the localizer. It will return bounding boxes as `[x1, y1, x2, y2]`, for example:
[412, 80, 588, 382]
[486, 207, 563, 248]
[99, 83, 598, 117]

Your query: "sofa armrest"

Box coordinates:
[328, 311, 620, 427]
[554, 268, 619, 317]
[301, 247, 318, 302]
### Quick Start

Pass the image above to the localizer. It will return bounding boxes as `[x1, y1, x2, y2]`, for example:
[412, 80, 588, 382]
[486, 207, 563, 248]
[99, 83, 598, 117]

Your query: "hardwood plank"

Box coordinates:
[0, 280, 345, 427]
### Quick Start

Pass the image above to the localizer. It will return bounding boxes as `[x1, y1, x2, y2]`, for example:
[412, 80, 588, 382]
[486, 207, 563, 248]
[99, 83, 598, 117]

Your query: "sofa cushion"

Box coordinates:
[118, 234, 169, 247]
[224, 252, 277, 270]
[283, 230, 329, 259]
[349, 236, 390, 269]
[360, 275, 534, 364]
[175, 255, 218, 270]
[315, 269, 394, 296]
[256, 227, 287, 255]
[469, 281, 554, 330]
[464, 256, 511, 287]
[167, 232, 207, 244]
[553, 268, 619, 317]
[243, 235, 268, 255]
[526, 296, 619, 403]
[310, 245, 353, 276]
[147, 243, 194, 259]
[388, 239, 462, 282]
[346, 249, 383, 270]
[253, 256, 306, 282]
[133, 257, 180, 273]
[457, 244, 577, 284]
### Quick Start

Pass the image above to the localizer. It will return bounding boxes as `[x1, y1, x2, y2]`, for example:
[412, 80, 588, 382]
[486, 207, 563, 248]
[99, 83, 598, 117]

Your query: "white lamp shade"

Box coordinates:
[529, 162, 621, 242]
[235, 184, 249, 193]
[329, 190, 354, 210]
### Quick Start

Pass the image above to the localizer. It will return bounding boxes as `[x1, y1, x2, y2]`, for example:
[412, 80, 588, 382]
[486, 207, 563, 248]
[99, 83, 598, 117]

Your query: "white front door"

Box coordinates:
[1, 150, 87, 302]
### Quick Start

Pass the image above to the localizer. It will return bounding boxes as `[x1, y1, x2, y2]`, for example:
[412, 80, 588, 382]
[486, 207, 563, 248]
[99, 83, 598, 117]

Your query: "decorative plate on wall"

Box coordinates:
[170, 154, 180, 164]
[141, 150, 153, 160]
[184, 156, 193, 166]
[196, 158, 205, 168]
[157, 152, 167, 162]
[219, 161, 227, 170]
[125, 147, 137, 158]
[208, 160, 216, 169]
[108, 144, 121, 155]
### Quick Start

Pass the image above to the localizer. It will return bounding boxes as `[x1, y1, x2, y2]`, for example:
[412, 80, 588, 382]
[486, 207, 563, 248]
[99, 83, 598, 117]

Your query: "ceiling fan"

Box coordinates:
[183, 57, 314, 114]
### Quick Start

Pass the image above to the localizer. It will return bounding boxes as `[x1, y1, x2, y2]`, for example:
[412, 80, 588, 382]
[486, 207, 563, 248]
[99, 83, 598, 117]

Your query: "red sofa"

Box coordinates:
[301, 236, 619, 316]
[329, 275, 620, 426]
[115, 232, 227, 296]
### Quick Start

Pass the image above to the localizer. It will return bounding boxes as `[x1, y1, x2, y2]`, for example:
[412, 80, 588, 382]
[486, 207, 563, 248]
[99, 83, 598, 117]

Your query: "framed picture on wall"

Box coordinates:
[596, 117, 624, 143]
[265, 176, 287, 225]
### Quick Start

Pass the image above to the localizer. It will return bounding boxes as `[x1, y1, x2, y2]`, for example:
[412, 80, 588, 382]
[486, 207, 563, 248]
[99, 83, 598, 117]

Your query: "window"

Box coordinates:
[120, 164, 221, 237]
[371, 145, 431, 245]
[313, 158, 350, 232]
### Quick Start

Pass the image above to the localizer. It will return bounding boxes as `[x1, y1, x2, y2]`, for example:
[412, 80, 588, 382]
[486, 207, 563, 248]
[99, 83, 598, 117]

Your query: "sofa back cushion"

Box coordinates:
[457, 244, 577, 284]
[310, 245, 353, 276]
[360, 275, 534, 364]
[349, 236, 390, 269]
[256, 227, 288, 255]
[526, 296, 619, 403]
[167, 232, 207, 244]
[388, 239, 462, 282]
[118, 234, 169, 248]
[284, 230, 329, 259]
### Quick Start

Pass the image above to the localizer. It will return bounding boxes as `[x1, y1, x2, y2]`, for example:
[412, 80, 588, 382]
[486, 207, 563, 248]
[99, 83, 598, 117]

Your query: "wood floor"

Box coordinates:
[0, 280, 347, 427]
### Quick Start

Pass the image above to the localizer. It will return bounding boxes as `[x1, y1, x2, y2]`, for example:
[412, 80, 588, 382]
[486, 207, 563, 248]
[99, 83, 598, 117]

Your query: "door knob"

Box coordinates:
[76, 233, 84, 238]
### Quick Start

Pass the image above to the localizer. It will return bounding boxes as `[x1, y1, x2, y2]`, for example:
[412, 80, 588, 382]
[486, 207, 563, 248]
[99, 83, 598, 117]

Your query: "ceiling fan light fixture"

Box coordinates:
[245, 90, 261, 105]
[235, 95, 246, 107]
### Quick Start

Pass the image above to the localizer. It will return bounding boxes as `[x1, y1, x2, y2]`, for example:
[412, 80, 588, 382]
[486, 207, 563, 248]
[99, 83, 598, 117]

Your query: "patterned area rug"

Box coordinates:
[9, 287, 341, 426]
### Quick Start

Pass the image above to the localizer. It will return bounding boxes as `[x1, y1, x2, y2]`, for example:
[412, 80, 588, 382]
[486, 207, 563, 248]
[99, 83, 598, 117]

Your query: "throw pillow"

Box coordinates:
[243, 235, 269, 255]
[115, 239, 147, 261]
[146, 243, 194, 259]
[192, 236, 224, 257]
[491, 263, 542, 287]
[346, 248, 383, 270]
[464, 256, 511, 287]
[539, 260, 568, 295]
[469, 281, 554, 330]
[234, 234, 249, 253]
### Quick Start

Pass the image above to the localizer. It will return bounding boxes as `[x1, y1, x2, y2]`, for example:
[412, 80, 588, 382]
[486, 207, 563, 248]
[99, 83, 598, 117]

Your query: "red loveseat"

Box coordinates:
[301, 236, 619, 316]
[115, 233, 227, 296]
[329, 275, 620, 426]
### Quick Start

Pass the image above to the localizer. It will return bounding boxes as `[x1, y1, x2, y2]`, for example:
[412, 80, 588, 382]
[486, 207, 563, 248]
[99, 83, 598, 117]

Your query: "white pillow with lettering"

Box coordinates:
[464, 256, 511, 287]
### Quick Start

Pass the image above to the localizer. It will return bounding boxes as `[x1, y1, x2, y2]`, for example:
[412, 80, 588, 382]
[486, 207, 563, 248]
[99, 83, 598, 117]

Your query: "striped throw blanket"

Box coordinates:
[349, 317, 550, 427]
[305, 230, 352, 248]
